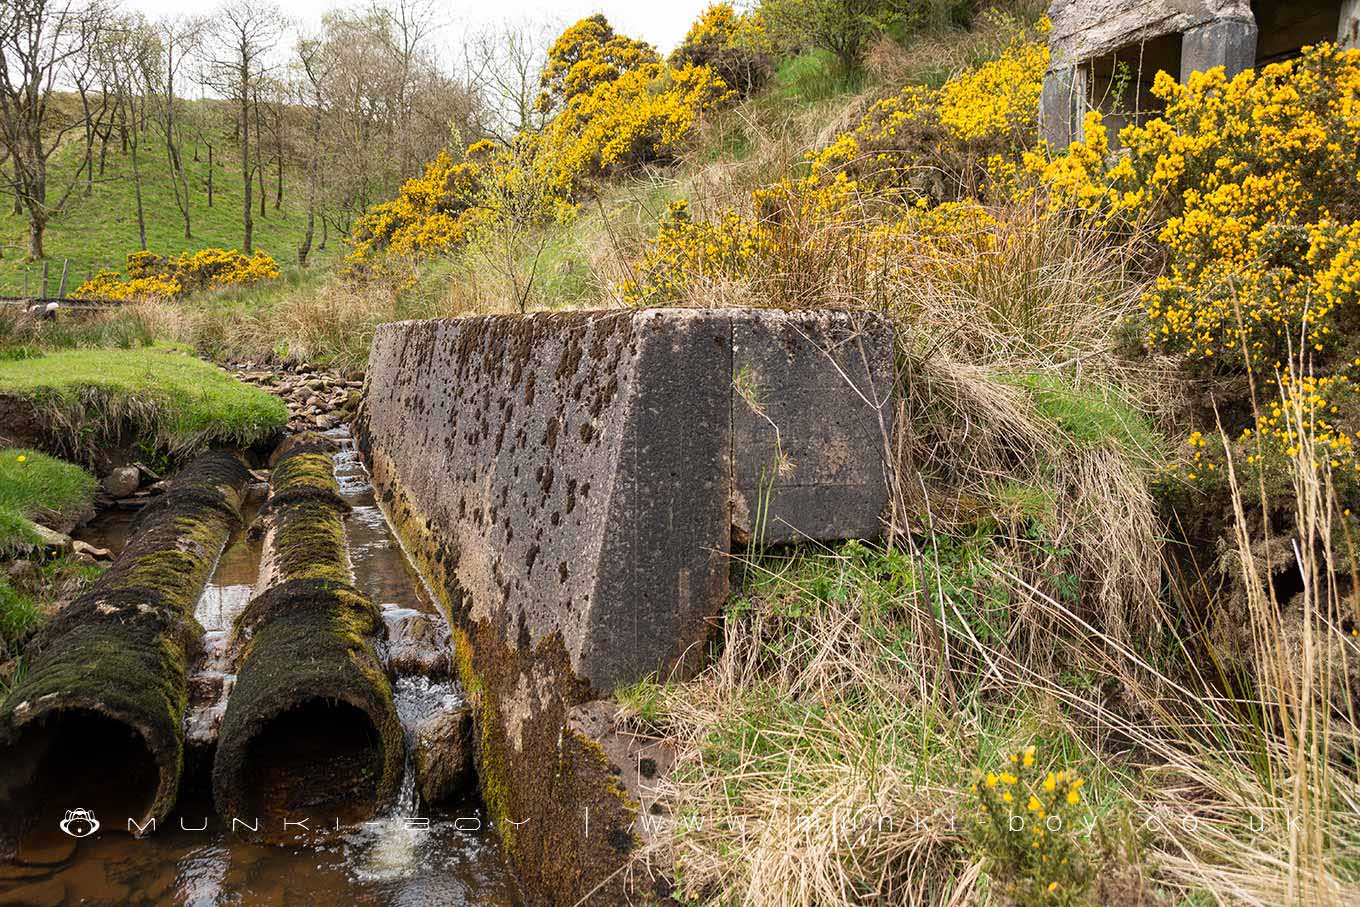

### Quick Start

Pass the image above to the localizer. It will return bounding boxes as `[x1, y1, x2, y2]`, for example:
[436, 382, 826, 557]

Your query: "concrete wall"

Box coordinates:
[356, 307, 893, 905]
[1041, 1, 1355, 146]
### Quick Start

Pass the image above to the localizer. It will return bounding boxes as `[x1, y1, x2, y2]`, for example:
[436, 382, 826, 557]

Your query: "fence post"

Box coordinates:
[41, 260, 49, 298]
[57, 258, 70, 298]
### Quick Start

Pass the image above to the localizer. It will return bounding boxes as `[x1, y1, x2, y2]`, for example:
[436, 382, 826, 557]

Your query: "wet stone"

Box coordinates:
[413, 704, 473, 805]
[101, 466, 141, 499]
[383, 606, 451, 677]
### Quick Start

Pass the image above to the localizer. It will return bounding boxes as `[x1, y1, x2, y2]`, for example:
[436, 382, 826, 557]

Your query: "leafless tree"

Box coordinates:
[464, 18, 557, 143]
[150, 15, 205, 238]
[0, 0, 107, 259]
[205, 1, 281, 253]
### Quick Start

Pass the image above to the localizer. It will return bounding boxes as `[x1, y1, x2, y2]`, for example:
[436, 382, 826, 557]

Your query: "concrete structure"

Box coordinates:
[1042, 1, 1359, 147]
[357, 308, 894, 905]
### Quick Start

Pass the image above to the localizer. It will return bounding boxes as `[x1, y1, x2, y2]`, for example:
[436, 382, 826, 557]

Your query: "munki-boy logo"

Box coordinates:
[59, 808, 100, 838]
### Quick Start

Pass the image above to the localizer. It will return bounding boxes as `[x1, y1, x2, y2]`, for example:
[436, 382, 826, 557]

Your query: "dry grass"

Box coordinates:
[626, 369, 1360, 906]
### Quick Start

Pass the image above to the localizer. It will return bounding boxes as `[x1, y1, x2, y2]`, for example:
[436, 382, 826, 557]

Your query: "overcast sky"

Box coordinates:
[121, 0, 712, 57]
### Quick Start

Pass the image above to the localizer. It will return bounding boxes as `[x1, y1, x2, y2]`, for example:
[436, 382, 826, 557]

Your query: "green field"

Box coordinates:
[0, 104, 334, 295]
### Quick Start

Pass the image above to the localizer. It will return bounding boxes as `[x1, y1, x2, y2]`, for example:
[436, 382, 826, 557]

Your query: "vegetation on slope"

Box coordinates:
[0, 345, 287, 456]
[0, 449, 95, 553]
[0, 116, 327, 295]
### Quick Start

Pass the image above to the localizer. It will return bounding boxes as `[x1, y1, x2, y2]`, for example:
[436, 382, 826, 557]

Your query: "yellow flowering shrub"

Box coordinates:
[968, 745, 1094, 907]
[1033, 46, 1360, 370]
[537, 14, 659, 114]
[71, 248, 279, 301]
[622, 16, 1047, 304]
[344, 147, 491, 278]
[541, 61, 735, 191]
[1027, 44, 1360, 480]
[670, 3, 771, 97]
[808, 17, 1049, 202]
[347, 15, 735, 275]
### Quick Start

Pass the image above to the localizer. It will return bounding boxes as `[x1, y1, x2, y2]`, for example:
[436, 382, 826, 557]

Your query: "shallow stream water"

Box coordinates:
[5, 432, 523, 907]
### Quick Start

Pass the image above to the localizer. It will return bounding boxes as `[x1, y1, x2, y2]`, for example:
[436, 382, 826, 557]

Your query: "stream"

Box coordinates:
[5, 431, 523, 907]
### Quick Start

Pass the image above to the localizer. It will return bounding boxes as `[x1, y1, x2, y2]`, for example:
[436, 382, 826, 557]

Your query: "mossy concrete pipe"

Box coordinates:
[356, 308, 895, 904]
[212, 436, 401, 834]
[0, 452, 251, 851]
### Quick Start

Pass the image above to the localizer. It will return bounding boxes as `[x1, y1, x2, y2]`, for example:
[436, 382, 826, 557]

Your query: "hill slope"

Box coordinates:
[0, 108, 331, 295]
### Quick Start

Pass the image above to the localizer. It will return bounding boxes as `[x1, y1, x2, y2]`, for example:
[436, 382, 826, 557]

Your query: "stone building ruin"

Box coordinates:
[1041, 1, 1360, 147]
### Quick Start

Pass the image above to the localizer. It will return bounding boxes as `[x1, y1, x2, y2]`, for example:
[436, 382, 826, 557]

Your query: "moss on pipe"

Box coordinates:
[211, 435, 401, 832]
[0, 451, 250, 846]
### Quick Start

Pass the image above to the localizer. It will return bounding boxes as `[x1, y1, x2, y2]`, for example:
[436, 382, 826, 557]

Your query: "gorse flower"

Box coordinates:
[70, 248, 280, 302]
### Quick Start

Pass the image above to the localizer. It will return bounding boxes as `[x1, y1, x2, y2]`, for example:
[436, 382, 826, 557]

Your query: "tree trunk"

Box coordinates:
[258, 165, 265, 217]
[207, 143, 214, 208]
[28, 213, 46, 261]
[241, 88, 253, 253]
[298, 104, 321, 267]
[130, 130, 147, 251]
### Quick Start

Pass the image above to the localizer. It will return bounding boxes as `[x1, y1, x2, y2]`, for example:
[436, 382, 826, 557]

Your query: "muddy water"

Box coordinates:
[5, 436, 523, 906]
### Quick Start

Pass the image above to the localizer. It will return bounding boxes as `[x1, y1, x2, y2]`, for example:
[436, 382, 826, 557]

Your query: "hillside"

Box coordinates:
[0, 100, 330, 296]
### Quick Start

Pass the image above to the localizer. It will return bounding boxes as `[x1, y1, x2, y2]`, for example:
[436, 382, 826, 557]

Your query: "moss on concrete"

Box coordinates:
[0, 451, 250, 839]
[360, 440, 646, 906]
[212, 435, 401, 829]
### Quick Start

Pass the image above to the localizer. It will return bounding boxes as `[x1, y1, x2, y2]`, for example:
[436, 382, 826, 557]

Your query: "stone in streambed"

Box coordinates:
[382, 606, 451, 676]
[413, 705, 473, 805]
[101, 466, 141, 498]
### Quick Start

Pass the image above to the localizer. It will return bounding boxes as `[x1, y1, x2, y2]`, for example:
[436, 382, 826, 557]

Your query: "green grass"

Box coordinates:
[0, 448, 96, 552]
[1005, 373, 1165, 463]
[0, 345, 288, 454]
[0, 106, 334, 295]
[772, 49, 867, 104]
[0, 577, 40, 654]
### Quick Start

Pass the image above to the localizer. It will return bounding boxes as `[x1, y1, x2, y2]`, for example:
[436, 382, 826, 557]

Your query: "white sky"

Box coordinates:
[121, 0, 711, 57]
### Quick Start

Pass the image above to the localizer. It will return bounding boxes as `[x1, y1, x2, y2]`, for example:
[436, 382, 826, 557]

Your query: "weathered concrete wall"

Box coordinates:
[1047, 0, 1252, 70]
[356, 307, 893, 905]
[359, 308, 893, 693]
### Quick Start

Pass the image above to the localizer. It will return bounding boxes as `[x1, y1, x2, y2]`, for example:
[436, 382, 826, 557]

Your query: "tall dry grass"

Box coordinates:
[625, 347, 1360, 907]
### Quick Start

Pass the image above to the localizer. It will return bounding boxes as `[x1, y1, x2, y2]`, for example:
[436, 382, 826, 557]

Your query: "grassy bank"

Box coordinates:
[0, 345, 287, 456]
[0, 448, 95, 553]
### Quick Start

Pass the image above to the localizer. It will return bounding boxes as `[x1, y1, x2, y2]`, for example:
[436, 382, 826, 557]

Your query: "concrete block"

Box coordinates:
[1180, 17, 1258, 82]
[1047, 0, 1252, 68]
[359, 308, 893, 693]
[731, 310, 893, 544]
[356, 307, 894, 906]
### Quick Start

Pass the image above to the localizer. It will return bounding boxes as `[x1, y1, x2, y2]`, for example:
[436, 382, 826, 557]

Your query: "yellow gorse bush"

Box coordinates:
[1028, 44, 1360, 478]
[345, 13, 735, 274]
[1031, 46, 1360, 370]
[71, 248, 280, 301]
[622, 17, 1048, 304]
[968, 745, 1093, 907]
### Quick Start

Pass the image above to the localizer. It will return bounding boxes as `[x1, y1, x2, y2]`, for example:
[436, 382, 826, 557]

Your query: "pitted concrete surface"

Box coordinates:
[358, 308, 893, 692]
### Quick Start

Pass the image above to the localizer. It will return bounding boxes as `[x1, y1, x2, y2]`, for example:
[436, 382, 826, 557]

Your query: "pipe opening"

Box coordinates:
[5, 710, 158, 840]
[240, 697, 385, 825]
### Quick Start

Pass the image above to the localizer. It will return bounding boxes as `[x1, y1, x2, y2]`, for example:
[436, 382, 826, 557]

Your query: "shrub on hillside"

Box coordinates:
[670, 4, 773, 97]
[536, 14, 660, 114]
[621, 16, 1050, 305]
[761, 0, 975, 73]
[346, 15, 737, 275]
[71, 248, 280, 302]
[1029, 44, 1360, 481]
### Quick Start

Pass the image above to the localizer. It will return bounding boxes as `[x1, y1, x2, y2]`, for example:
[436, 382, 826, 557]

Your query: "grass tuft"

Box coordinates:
[0, 447, 95, 552]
